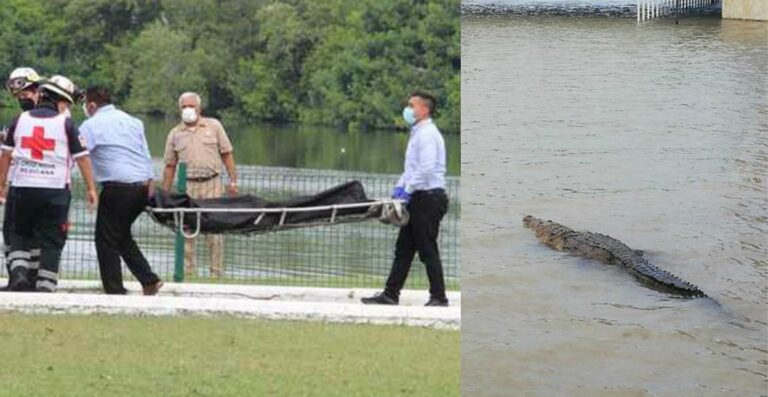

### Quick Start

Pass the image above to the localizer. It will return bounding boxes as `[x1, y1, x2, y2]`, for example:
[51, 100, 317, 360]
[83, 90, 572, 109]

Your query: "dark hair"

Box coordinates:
[85, 86, 112, 106]
[22, 82, 39, 92]
[410, 91, 437, 116]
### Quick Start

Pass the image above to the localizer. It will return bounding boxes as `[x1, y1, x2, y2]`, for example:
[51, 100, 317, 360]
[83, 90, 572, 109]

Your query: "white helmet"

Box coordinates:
[39, 75, 76, 104]
[5, 67, 41, 95]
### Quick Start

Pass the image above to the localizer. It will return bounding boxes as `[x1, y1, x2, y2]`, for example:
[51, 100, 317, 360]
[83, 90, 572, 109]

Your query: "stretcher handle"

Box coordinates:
[174, 210, 202, 239]
[330, 206, 338, 223]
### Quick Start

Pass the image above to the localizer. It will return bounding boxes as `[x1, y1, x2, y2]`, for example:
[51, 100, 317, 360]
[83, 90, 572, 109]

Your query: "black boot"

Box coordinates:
[425, 296, 449, 307]
[8, 267, 31, 292]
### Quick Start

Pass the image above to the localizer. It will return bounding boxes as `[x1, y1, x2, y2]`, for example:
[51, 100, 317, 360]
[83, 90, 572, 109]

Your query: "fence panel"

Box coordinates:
[2, 164, 459, 290]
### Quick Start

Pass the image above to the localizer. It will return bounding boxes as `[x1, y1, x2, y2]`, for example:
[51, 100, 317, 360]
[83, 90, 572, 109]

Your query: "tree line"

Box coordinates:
[0, 0, 460, 133]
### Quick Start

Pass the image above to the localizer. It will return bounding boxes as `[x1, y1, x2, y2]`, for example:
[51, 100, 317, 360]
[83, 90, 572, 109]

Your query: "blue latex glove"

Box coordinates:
[391, 186, 411, 202]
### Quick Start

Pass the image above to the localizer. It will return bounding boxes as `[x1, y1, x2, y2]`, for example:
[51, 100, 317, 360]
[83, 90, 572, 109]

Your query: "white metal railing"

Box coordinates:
[637, 0, 720, 22]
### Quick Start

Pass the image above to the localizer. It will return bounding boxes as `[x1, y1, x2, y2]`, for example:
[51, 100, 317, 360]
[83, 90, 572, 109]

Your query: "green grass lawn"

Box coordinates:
[0, 313, 458, 397]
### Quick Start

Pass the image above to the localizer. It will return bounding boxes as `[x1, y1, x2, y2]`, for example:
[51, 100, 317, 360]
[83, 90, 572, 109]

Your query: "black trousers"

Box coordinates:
[3, 191, 40, 285]
[8, 187, 70, 291]
[95, 183, 159, 294]
[385, 189, 449, 299]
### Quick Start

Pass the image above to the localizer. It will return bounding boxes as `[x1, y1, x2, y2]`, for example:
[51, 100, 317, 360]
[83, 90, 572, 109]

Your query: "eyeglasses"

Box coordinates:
[5, 77, 33, 94]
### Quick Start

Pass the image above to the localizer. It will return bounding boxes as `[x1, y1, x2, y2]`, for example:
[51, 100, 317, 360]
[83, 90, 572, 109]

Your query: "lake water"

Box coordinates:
[0, 111, 460, 175]
[141, 117, 460, 175]
[462, 13, 767, 397]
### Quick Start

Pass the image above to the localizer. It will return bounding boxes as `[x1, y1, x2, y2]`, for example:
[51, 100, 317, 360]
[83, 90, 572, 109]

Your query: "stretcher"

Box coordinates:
[146, 181, 408, 238]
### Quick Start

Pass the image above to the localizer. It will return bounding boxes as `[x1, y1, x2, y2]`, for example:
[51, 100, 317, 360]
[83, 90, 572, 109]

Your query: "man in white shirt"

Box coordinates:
[362, 91, 450, 306]
[80, 86, 163, 295]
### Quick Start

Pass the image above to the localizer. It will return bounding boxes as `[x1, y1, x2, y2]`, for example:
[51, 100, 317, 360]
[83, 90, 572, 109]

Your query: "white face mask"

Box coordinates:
[82, 103, 91, 118]
[181, 107, 198, 124]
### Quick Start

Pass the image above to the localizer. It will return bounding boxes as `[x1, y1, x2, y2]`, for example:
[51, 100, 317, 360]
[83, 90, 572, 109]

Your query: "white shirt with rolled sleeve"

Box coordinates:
[397, 118, 446, 194]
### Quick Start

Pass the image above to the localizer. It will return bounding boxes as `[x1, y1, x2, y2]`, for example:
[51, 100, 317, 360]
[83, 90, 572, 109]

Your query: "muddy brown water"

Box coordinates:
[462, 15, 767, 397]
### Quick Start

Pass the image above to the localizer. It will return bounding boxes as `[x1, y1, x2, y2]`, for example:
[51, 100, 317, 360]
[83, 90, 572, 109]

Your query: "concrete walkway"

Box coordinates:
[0, 280, 460, 330]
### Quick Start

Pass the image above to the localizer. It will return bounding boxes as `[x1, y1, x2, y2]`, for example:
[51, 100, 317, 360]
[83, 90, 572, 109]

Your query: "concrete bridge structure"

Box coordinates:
[722, 0, 768, 21]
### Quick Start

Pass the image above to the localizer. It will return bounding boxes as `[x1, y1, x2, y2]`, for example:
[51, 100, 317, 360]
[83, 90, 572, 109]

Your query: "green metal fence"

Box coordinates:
[3, 164, 459, 290]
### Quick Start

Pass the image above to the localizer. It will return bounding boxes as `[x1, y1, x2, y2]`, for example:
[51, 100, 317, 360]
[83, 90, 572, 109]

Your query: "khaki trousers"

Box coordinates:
[184, 178, 223, 277]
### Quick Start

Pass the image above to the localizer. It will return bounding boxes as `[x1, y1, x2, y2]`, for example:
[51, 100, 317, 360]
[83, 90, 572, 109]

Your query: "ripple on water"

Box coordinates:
[462, 14, 768, 397]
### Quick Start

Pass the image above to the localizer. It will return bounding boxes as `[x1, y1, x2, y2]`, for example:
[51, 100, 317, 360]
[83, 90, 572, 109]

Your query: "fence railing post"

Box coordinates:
[173, 162, 188, 282]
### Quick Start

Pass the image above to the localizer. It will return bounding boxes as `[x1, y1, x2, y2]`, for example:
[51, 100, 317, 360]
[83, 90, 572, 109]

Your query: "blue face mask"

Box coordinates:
[402, 106, 416, 126]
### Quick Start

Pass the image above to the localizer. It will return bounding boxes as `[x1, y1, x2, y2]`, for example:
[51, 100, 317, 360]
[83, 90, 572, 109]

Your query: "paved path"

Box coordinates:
[0, 280, 460, 330]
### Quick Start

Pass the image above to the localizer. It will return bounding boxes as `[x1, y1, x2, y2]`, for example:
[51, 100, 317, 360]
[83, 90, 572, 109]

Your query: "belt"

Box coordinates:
[101, 181, 148, 188]
[187, 173, 219, 182]
[412, 188, 446, 196]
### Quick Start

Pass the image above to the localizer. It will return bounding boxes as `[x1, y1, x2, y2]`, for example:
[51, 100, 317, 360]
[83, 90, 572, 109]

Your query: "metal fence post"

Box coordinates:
[173, 162, 188, 282]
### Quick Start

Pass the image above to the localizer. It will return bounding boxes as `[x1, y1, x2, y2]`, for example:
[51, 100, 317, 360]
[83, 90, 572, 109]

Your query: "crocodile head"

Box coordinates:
[522, 215, 538, 229]
[523, 215, 552, 233]
[523, 215, 573, 250]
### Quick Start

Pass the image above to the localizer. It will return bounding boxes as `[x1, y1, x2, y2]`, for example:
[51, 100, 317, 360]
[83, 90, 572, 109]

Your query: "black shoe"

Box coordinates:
[23, 280, 38, 292]
[8, 269, 31, 292]
[142, 280, 164, 296]
[425, 297, 449, 307]
[361, 292, 398, 305]
[35, 286, 54, 293]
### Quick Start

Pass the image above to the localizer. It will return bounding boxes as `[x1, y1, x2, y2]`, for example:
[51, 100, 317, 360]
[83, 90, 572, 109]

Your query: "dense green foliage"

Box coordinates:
[0, 0, 459, 132]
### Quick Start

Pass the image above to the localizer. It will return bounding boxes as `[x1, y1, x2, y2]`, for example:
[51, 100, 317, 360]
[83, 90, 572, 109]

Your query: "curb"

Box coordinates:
[0, 280, 461, 330]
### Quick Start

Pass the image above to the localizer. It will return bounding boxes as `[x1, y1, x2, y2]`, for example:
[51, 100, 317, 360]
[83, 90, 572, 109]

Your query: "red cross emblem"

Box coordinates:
[21, 126, 56, 160]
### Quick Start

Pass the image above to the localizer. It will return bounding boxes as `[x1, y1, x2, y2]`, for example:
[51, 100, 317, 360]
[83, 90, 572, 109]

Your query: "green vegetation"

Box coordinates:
[0, 313, 459, 397]
[0, 0, 459, 132]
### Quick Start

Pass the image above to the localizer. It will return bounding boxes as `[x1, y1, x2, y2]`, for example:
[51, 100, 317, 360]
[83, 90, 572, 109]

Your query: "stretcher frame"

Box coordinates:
[146, 199, 406, 239]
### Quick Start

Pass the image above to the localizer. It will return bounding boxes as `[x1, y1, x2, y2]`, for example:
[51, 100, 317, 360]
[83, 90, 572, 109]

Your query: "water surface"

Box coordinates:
[462, 15, 767, 396]
[141, 117, 461, 175]
[0, 111, 460, 175]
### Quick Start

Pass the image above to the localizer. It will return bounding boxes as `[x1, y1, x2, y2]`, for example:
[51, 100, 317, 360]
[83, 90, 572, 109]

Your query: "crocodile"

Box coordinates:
[523, 215, 706, 298]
